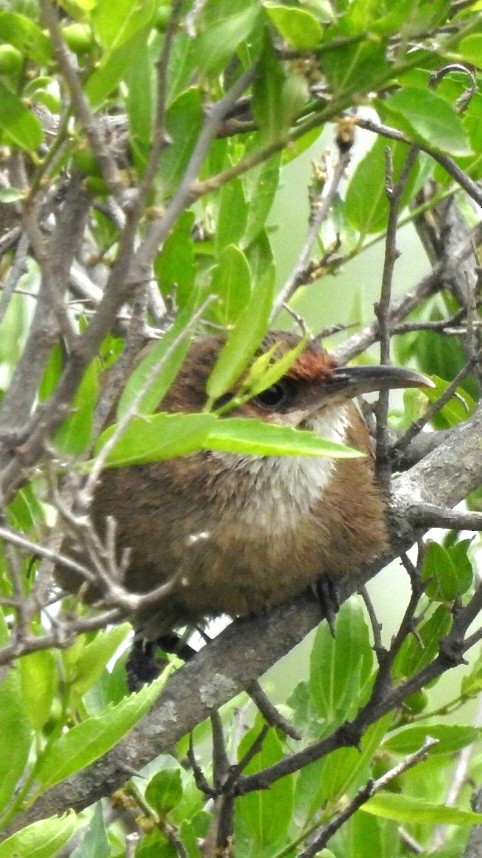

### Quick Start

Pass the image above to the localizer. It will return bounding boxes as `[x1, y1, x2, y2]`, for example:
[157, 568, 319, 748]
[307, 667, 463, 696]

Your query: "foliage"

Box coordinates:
[0, 0, 481, 856]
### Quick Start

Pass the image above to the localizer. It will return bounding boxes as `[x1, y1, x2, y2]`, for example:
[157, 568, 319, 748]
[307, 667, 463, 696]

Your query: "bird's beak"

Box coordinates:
[328, 364, 434, 398]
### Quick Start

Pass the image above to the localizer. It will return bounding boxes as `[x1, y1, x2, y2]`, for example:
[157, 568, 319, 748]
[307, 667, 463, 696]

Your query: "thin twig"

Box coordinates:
[272, 149, 351, 317]
[247, 681, 301, 740]
[375, 145, 419, 490]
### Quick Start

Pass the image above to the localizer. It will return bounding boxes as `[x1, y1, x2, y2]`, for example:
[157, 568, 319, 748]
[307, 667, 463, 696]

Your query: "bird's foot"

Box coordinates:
[126, 632, 196, 691]
[311, 574, 340, 637]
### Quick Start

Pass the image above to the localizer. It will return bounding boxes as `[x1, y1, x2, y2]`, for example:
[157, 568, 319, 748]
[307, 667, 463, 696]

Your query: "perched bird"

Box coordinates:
[61, 331, 429, 665]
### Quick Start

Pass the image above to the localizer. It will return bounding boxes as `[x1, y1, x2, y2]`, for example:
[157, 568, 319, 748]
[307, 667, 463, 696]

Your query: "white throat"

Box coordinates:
[215, 404, 351, 530]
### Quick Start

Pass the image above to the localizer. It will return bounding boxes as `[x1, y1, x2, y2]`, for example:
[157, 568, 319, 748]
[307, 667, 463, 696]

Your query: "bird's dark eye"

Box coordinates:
[253, 381, 292, 409]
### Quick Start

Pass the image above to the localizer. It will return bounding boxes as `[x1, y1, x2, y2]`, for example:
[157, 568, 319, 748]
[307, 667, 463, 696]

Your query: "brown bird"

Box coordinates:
[63, 331, 429, 670]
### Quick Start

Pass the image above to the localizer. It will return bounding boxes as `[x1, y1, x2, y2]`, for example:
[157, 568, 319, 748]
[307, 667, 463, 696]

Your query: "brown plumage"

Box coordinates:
[57, 332, 429, 645]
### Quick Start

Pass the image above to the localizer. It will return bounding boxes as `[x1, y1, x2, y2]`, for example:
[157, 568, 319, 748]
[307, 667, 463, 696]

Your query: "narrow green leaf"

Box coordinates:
[95, 413, 217, 467]
[0, 81, 42, 151]
[309, 598, 374, 723]
[86, 28, 148, 106]
[117, 300, 200, 418]
[423, 374, 475, 426]
[196, 5, 260, 73]
[54, 358, 100, 455]
[154, 210, 196, 306]
[216, 178, 248, 253]
[0, 187, 24, 203]
[0, 814, 77, 858]
[205, 417, 361, 458]
[92, 0, 155, 49]
[242, 153, 281, 247]
[71, 803, 108, 858]
[235, 722, 293, 850]
[263, 3, 323, 50]
[37, 671, 170, 788]
[157, 88, 203, 199]
[69, 625, 131, 699]
[0, 667, 32, 814]
[211, 244, 252, 326]
[393, 605, 452, 680]
[20, 649, 58, 732]
[382, 87, 472, 157]
[205, 275, 274, 402]
[362, 792, 482, 825]
[461, 647, 482, 697]
[252, 35, 287, 143]
[383, 724, 480, 756]
[346, 137, 418, 234]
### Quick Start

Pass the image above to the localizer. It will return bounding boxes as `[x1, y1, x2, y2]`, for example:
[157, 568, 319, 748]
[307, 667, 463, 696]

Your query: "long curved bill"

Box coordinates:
[327, 364, 434, 398]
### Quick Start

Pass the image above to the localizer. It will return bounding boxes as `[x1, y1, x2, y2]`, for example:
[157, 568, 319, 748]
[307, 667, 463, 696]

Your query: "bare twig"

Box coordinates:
[375, 145, 419, 490]
[272, 149, 351, 317]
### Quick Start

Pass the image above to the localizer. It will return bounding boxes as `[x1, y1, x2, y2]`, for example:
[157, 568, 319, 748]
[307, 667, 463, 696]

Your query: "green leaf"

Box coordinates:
[125, 31, 155, 170]
[296, 716, 392, 823]
[92, 0, 155, 49]
[322, 38, 387, 95]
[205, 274, 274, 402]
[53, 358, 100, 455]
[459, 34, 482, 69]
[145, 769, 183, 819]
[206, 417, 361, 458]
[0, 81, 42, 151]
[20, 649, 58, 732]
[154, 210, 196, 307]
[216, 178, 248, 253]
[422, 540, 473, 602]
[196, 5, 260, 74]
[381, 87, 472, 157]
[71, 803, 108, 858]
[95, 413, 217, 467]
[309, 598, 374, 724]
[68, 625, 131, 699]
[422, 374, 475, 427]
[36, 670, 170, 788]
[0, 814, 77, 858]
[235, 723, 293, 851]
[461, 647, 482, 698]
[117, 299, 200, 418]
[383, 724, 480, 756]
[242, 153, 281, 246]
[0, 187, 24, 203]
[86, 28, 148, 105]
[157, 88, 203, 199]
[252, 35, 295, 143]
[0, 665, 32, 814]
[346, 137, 418, 234]
[263, 3, 323, 50]
[393, 605, 452, 680]
[362, 792, 482, 825]
[211, 244, 252, 326]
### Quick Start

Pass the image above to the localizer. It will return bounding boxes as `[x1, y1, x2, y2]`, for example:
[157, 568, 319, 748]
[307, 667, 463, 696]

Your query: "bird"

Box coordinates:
[56, 331, 430, 683]
[57, 331, 430, 665]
